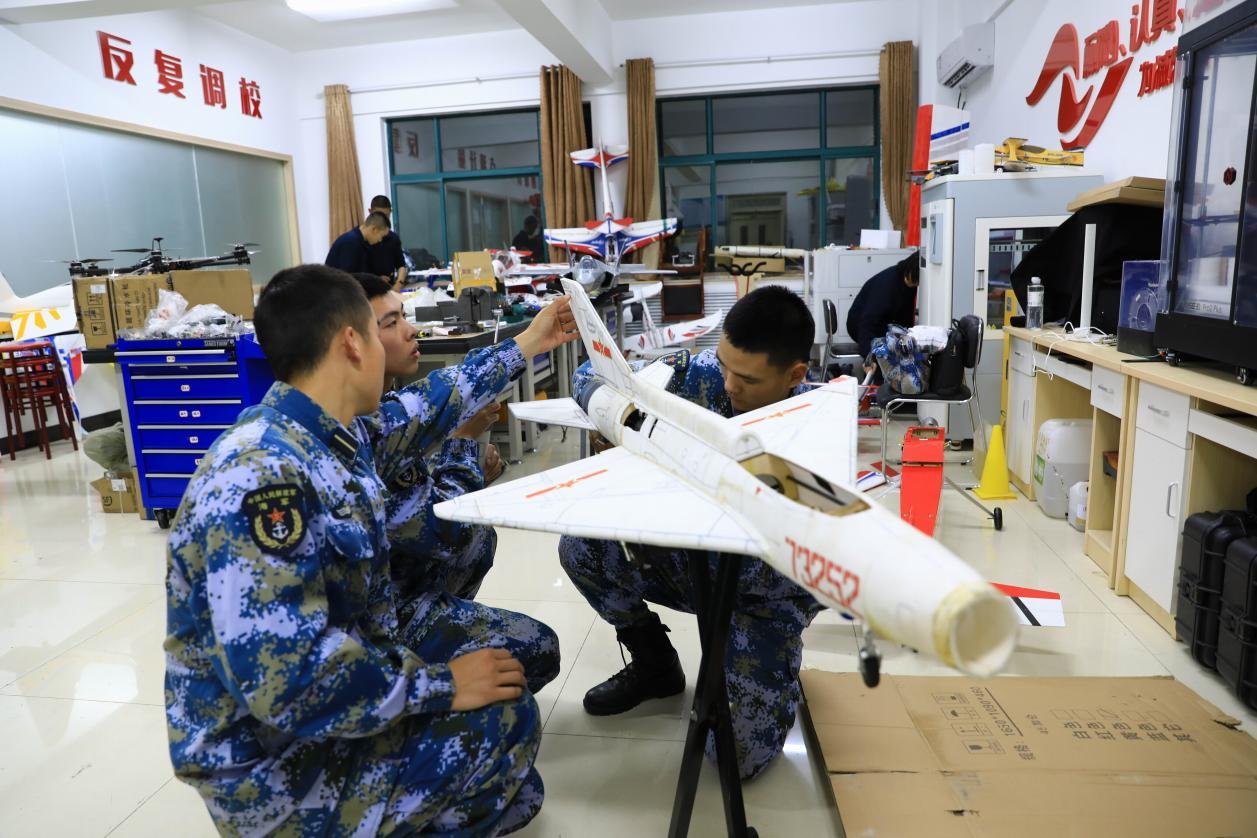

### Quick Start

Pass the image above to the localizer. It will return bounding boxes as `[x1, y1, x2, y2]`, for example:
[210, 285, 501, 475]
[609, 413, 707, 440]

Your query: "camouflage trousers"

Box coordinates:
[403, 592, 561, 698]
[217, 595, 555, 837]
[558, 536, 823, 781]
[256, 692, 543, 837]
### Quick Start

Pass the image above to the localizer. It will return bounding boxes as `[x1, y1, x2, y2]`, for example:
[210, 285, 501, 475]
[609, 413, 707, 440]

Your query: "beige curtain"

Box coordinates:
[624, 58, 659, 265]
[540, 65, 594, 261]
[879, 41, 915, 233]
[325, 84, 363, 247]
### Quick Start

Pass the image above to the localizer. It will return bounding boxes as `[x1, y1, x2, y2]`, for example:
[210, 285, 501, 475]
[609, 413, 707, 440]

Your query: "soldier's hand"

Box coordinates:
[452, 402, 500, 440]
[515, 295, 579, 358]
[483, 443, 504, 484]
[449, 648, 526, 710]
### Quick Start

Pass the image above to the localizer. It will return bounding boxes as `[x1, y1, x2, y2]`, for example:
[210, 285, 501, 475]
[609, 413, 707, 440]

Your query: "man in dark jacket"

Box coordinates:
[325, 212, 391, 275]
[846, 251, 919, 359]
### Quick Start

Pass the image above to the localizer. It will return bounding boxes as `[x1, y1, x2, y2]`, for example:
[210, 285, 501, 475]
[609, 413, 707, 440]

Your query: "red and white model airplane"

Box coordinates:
[436, 278, 1020, 685]
[619, 281, 723, 359]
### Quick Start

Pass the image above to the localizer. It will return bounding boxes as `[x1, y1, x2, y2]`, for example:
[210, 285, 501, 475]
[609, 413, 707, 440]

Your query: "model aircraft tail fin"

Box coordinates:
[569, 145, 629, 171]
[0, 271, 16, 305]
[560, 277, 635, 390]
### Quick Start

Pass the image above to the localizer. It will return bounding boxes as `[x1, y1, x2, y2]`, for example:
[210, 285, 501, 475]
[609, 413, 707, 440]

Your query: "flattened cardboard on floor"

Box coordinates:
[801, 670, 1257, 837]
[169, 269, 254, 319]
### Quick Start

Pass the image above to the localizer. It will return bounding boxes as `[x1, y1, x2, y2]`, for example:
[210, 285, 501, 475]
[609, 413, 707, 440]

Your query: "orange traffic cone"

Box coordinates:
[974, 424, 1017, 500]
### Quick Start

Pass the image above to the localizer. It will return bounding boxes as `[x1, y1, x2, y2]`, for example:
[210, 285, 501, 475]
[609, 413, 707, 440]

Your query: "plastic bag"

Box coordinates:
[870, 325, 930, 395]
[145, 289, 188, 335]
[166, 303, 246, 338]
[83, 422, 131, 473]
[908, 325, 950, 353]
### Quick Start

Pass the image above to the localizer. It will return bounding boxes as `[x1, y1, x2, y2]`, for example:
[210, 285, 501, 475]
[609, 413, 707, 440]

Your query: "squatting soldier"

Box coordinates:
[353, 272, 573, 687]
[558, 285, 825, 781]
[165, 265, 577, 834]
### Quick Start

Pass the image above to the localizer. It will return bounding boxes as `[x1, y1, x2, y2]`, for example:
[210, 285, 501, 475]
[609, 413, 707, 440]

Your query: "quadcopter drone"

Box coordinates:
[61, 237, 258, 278]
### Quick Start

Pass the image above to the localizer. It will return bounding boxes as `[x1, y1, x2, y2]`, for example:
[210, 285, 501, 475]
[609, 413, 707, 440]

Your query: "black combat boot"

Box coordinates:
[583, 612, 687, 716]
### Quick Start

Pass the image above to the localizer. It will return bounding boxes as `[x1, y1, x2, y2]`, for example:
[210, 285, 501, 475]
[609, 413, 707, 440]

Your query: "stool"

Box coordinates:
[0, 340, 79, 460]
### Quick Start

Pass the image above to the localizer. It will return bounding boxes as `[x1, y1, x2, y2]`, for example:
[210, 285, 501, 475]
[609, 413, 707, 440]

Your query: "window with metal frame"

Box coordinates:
[386, 108, 547, 268]
[658, 87, 879, 259]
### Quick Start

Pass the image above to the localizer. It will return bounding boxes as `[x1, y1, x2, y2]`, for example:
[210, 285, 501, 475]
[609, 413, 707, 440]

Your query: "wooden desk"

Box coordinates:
[1004, 326, 1257, 636]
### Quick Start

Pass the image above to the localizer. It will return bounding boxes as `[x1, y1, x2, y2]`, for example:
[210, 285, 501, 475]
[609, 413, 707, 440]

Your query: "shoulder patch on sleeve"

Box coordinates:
[242, 484, 307, 556]
[662, 349, 691, 369]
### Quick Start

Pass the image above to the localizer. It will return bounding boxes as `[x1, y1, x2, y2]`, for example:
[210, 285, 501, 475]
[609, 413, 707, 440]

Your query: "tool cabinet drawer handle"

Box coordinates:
[1097, 384, 1113, 394]
[1147, 405, 1169, 417]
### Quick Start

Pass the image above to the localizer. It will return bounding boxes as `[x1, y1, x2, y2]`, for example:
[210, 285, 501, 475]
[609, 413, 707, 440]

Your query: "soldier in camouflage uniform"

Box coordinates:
[558, 286, 824, 781]
[352, 274, 561, 690]
[165, 265, 579, 835]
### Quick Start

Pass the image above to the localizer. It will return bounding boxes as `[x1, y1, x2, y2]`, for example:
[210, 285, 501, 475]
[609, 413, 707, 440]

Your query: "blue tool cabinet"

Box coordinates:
[115, 335, 273, 528]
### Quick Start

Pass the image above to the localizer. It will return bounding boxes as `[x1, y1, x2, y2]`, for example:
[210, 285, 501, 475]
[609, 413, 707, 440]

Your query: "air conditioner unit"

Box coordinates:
[937, 23, 994, 89]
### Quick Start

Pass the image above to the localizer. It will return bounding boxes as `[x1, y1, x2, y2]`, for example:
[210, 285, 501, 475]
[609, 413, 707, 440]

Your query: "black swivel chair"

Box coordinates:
[818, 299, 862, 380]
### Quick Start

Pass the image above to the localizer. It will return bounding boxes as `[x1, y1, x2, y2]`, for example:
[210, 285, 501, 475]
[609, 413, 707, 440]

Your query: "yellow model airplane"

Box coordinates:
[996, 137, 1085, 170]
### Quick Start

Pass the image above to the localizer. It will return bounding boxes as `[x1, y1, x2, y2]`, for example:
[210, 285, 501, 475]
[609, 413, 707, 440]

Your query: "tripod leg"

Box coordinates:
[667, 554, 753, 838]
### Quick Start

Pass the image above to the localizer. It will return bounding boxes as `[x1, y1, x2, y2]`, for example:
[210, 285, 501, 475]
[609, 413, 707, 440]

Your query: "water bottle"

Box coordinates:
[1026, 277, 1044, 330]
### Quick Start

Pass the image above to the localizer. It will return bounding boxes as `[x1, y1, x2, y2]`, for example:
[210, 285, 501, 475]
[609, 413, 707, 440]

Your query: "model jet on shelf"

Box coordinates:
[435, 277, 1019, 686]
[502, 144, 679, 294]
[619, 280, 723, 359]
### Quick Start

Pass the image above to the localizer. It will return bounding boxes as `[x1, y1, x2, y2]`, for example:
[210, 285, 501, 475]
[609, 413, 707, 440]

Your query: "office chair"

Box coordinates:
[874, 314, 1003, 530]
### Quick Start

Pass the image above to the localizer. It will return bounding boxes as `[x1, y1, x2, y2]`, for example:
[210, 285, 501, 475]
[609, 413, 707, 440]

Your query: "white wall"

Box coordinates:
[0, 10, 299, 157]
[292, 0, 921, 259]
[291, 31, 559, 261]
[917, 0, 1248, 182]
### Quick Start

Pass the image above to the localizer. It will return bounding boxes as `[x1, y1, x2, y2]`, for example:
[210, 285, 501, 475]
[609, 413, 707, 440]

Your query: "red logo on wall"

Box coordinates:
[1026, 0, 1184, 149]
[96, 30, 262, 120]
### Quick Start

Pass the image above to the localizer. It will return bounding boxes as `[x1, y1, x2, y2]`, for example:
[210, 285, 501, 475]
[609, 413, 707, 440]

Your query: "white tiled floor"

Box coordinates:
[2, 423, 1255, 837]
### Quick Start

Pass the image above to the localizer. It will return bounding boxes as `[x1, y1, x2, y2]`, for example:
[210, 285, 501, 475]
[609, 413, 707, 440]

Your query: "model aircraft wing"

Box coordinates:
[502, 263, 571, 278]
[624, 281, 662, 303]
[620, 218, 678, 255]
[507, 397, 597, 431]
[435, 446, 763, 554]
[732, 378, 859, 487]
[544, 227, 600, 245]
[613, 264, 677, 276]
[634, 358, 679, 389]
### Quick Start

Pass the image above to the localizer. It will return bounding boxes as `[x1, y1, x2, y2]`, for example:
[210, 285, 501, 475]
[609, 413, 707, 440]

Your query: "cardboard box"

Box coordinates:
[73, 277, 117, 349]
[170, 269, 255, 319]
[802, 671, 1257, 838]
[860, 228, 903, 248]
[91, 472, 137, 514]
[1068, 176, 1166, 212]
[111, 275, 173, 335]
[131, 466, 148, 518]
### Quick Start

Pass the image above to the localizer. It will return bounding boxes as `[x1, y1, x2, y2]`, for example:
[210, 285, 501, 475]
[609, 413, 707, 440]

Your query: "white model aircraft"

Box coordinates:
[436, 278, 1019, 682]
[0, 271, 77, 340]
[619, 281, 724, 359]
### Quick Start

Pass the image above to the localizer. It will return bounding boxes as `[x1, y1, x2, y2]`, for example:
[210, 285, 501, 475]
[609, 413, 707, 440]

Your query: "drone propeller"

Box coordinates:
[227, 242, 261, 248]
[112, 247, 153, 253]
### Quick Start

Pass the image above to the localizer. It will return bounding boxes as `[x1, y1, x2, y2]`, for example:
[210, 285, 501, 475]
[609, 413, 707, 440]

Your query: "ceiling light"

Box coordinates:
[285, 0, 459, 23]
